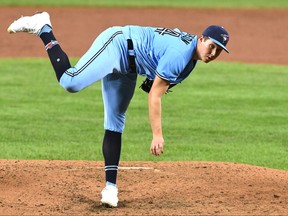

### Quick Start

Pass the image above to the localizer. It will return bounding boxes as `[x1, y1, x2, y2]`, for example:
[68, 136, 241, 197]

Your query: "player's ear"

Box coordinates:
[199, 35, 205, 43]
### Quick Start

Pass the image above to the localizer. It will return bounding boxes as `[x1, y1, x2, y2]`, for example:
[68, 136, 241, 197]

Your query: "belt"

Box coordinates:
[127, 39, 136, 73]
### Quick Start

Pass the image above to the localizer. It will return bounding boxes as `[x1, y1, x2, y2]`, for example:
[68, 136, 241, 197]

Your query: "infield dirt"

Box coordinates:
[0, 6, 287, 215]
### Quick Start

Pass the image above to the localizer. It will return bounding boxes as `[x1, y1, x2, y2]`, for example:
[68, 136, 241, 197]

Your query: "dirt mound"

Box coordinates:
[0, 160, 287, 215]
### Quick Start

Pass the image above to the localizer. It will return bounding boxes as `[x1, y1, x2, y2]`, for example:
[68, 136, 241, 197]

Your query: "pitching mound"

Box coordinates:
[0, 160, 287, 215]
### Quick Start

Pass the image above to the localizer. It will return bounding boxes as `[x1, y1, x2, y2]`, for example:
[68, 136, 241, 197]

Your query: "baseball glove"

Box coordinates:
[139, 78, 176, 94]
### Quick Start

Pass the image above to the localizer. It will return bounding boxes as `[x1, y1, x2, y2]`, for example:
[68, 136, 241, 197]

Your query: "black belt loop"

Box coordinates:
[127, 39, 136, 73]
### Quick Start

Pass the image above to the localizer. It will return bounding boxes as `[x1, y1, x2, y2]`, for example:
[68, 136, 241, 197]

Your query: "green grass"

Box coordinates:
[1, 0, 288, 9]
[0, 59, 287, 170]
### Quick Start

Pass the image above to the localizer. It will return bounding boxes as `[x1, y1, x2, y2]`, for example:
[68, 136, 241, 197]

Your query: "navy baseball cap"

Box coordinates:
[202, 25, 230, 53]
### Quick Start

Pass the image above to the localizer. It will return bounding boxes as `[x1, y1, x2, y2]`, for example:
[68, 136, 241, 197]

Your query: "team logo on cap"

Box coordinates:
[221, 34, 229, 44]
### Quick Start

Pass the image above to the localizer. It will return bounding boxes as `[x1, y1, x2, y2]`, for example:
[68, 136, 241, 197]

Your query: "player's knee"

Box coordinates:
[66, 86, 80, 93]
[59, 79, 82, 93]
[66, 89, 78, 93]
[60, 84, 80, 93]
[104, 114, 126, 133]
[59, 72, 85, 93]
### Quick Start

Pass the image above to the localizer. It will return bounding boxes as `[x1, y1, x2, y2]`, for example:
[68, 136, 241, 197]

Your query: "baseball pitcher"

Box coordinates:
[7, 12, 230, 207]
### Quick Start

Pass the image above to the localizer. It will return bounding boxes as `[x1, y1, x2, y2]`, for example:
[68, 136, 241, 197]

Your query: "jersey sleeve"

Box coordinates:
[156, 49, 187, 84]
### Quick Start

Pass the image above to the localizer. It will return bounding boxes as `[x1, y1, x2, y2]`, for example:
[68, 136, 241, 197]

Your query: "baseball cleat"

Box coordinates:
[7, 11, 51, 35]
[100, 185, 118, 207]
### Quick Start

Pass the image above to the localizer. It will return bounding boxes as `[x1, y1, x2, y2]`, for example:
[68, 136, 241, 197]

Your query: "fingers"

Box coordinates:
[150, 143, 164, 156]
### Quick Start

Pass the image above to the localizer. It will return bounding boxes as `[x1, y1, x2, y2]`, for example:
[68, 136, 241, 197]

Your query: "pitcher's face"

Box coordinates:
[198, 36, 223, 63]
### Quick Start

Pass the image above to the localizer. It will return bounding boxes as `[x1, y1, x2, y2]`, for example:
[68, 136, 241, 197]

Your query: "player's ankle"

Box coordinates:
[38, 24, 52, 36]
[106, 181, 117, 188]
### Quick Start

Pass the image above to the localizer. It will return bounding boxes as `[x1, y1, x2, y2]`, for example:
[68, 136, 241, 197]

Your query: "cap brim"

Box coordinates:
[208, 37, 230, 53]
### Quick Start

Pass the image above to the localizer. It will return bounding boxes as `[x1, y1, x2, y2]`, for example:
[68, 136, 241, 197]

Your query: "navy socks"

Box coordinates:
[102, 130, 122, 185]
[39, 25, 71, 81]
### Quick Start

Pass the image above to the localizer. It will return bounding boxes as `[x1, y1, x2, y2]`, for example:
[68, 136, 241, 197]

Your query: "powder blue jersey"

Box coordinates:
[59, 25, 199, 132]
[122, 25, 198, 84]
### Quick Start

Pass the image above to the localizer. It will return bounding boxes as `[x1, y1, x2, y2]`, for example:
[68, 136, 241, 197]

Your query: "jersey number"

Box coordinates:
[155, 28, 181, 37]
[155, 28, 195, 45]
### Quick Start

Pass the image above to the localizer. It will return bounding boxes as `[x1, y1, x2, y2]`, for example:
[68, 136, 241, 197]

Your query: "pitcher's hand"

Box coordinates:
[150, 137, 164, 156]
